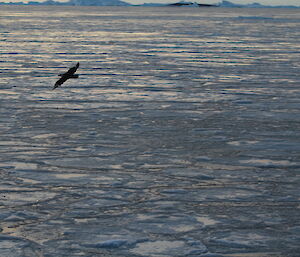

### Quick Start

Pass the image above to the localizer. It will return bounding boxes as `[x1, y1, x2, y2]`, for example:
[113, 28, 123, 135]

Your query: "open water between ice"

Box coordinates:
[0, 6, 299, 257]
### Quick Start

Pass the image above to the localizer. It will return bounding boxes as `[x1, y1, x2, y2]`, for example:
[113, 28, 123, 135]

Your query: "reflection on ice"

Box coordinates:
[0, 162, 38, 170]
[240, 159, 298, 167]
[53, 173, 87, 179]
[1, 191, 57, 206]
[131, 240, 186, 256]
[196, 216, 218, 226]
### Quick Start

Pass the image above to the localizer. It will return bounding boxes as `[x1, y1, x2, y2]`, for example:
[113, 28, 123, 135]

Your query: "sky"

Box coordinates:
[1, 0, 300, 6]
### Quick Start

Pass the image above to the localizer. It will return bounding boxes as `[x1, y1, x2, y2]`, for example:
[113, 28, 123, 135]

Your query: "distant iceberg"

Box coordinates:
[168, 2, 218, 7]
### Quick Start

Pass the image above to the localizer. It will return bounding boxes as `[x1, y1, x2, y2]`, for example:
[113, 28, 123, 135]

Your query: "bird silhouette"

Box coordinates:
[53, 62, 80, 90]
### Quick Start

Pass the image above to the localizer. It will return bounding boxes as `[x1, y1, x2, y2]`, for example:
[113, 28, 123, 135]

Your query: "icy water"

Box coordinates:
[0, 5, 300, 257]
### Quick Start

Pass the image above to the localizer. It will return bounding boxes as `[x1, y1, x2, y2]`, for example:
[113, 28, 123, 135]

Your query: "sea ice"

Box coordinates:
[0, 5, 299, 257]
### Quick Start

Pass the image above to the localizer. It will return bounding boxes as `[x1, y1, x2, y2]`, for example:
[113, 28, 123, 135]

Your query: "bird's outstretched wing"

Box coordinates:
[53, 76, 69, 90]
[53, 62, 80, 90]
[65, 62, 80, 76]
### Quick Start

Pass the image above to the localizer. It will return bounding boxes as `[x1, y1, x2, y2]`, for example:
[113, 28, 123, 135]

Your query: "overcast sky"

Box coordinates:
[1, 0, 300, 6]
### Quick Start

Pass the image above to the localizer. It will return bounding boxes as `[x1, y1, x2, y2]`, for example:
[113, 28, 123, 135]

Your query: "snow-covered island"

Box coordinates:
[0, 0, 130, 5]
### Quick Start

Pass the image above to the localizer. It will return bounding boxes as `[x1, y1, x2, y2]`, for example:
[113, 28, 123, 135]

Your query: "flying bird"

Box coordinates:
[53, 62, 80, 90]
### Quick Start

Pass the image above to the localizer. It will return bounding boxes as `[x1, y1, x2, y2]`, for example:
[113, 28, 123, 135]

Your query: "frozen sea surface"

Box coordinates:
[0, 6, 299, 257]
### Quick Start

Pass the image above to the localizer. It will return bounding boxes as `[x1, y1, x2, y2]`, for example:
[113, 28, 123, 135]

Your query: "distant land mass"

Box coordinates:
[0, 0, 299, 8]
[0, 0, 130, 5]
